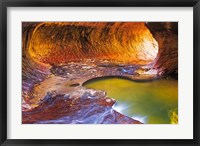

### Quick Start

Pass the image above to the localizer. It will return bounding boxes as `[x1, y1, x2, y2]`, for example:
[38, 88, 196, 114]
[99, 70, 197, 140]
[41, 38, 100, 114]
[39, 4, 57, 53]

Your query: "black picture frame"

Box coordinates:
[0, 0, 199, 145]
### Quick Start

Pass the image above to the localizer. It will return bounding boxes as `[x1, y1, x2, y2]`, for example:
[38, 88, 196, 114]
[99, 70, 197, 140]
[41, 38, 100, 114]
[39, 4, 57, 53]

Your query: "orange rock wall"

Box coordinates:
[27, 22, 158, 65]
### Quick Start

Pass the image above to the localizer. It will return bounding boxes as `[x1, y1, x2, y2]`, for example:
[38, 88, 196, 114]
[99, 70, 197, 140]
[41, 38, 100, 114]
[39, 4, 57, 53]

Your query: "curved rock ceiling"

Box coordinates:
[27, 22, 158, 65]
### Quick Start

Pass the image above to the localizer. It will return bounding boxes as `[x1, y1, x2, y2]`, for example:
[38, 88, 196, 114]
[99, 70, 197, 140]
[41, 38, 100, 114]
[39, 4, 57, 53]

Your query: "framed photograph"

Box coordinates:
[0, 0, 199, 145]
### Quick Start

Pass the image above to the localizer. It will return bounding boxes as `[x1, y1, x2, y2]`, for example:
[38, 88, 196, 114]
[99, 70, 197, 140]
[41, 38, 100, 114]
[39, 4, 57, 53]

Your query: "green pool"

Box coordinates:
[84, 77, 178, 124]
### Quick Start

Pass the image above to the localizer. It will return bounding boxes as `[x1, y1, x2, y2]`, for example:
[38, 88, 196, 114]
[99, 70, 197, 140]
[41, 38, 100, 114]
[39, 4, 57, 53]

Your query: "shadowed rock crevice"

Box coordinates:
[146, 22, 178, 76]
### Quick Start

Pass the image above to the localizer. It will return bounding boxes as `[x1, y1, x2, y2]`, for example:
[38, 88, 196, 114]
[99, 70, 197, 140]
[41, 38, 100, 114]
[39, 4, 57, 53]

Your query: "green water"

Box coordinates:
[84, 77, 178, 124]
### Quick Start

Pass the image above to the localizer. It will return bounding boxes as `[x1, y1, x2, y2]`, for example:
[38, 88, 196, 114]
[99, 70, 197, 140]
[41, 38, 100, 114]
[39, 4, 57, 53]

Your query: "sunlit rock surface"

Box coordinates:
[28, 22, 158, 65]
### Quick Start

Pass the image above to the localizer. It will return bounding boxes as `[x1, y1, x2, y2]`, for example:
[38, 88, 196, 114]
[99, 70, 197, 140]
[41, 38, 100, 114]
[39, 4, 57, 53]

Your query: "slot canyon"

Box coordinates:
[22, 22, 178, 124]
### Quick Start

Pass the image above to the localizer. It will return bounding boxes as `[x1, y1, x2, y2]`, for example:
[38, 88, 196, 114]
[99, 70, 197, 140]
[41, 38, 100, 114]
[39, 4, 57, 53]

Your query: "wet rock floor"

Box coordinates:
[22, 59, 157, 124]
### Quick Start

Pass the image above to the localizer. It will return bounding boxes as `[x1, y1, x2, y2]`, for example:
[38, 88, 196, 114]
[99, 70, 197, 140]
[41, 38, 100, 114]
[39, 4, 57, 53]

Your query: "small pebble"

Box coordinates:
[106, 98, 112, 103]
